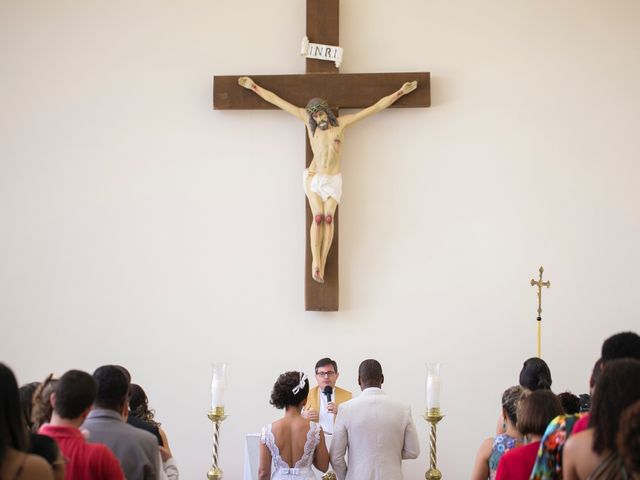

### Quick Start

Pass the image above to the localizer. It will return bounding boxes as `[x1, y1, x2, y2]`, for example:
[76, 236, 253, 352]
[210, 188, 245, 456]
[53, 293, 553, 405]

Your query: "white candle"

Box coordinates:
[426, 362, 442, 410]
[426, 375, 441, 409]
[211, 377, 225, 408]
[211, 362, 227, 409]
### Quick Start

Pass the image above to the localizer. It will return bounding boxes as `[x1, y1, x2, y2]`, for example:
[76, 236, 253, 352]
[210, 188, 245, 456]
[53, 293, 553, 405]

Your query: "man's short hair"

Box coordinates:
[55, 370, 96, 419]
[315, 358, 338, 374]
[92, 365, 130, 411]
[557, 391, 581, 415]
[602, 331, 640, 362]
[358, 359, 383, 384]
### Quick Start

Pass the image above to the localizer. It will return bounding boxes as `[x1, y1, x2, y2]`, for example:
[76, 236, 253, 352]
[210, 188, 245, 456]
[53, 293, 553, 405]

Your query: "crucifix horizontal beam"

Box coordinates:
[214, 73, 430, 110]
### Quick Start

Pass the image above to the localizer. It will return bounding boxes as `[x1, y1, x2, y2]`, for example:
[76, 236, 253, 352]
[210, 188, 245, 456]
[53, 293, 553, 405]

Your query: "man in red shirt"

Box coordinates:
[39, 370, 124, 480]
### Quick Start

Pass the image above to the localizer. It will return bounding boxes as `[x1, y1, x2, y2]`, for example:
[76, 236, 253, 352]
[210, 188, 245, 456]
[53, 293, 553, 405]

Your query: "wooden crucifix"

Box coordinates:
[214, 0, 430, 311]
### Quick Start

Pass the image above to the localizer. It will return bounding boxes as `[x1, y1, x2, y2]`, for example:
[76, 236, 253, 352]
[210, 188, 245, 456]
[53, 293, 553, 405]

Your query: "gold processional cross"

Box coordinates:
[530, 266, 551, 358]
[213, 0, 430, 311]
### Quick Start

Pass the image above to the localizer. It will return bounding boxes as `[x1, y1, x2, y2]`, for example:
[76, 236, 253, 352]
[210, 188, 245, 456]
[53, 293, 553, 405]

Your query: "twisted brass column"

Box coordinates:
[423, 408, 444, 480]
[207, 407, 227, 480]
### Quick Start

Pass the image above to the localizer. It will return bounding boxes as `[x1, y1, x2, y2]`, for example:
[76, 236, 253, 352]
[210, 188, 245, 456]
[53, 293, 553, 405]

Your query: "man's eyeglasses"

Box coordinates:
[316, 371, 336, 378]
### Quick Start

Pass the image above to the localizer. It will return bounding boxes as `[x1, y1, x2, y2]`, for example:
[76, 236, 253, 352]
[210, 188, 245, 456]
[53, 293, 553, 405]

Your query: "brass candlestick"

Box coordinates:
[423, 408, 444, 480]
[207, 407, 228, 480]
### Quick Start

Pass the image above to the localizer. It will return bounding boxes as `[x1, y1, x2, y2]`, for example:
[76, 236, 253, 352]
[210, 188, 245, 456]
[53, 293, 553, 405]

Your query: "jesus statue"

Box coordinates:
[238, 76, 418, 283]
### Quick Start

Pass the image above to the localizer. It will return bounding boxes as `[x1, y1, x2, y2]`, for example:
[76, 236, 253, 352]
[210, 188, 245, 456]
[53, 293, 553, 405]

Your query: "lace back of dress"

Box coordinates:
[294, 421, 320, 469]
[261, 422, 321, 470]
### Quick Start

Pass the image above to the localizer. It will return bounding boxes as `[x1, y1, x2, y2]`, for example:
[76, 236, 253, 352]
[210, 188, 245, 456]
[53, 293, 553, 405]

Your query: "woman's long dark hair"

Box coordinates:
[129, 384, 160, 427]
[18, 382, 40, 431]
[0, 364, 28, 465]
[591, 358, 640, 453]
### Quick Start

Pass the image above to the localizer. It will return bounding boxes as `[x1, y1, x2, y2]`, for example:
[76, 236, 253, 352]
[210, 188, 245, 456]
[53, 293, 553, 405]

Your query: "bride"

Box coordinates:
[259, 371, 330, 480]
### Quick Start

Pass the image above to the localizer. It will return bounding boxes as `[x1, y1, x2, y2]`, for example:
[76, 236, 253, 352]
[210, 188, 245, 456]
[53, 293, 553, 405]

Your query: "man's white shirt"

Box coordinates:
[319, 389, 335, 435]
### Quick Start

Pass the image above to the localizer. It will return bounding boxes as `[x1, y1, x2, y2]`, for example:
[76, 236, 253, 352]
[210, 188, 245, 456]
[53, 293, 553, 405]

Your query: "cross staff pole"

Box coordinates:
[530, 266, 551, 358]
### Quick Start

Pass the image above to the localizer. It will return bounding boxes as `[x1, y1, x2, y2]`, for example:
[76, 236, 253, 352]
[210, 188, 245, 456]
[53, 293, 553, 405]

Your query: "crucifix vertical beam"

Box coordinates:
[305, 0, 340, 311]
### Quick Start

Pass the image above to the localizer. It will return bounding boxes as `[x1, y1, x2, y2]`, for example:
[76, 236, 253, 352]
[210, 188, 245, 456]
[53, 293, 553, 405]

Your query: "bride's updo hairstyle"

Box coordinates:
[270, 371, 309, 409]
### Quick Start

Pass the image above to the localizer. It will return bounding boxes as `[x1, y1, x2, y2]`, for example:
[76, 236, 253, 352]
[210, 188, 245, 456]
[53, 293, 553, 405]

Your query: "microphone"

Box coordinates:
[323, 385, 333, 403]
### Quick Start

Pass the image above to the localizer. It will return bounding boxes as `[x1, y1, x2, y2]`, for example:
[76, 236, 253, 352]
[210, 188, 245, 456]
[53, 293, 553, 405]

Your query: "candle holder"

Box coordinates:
[206, 407, 228, 480]
[423, 408, 444, 480]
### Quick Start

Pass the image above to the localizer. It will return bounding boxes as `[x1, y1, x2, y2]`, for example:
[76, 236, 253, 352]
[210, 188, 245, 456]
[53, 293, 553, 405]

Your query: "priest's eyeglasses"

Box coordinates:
[316, 371, 336, 377]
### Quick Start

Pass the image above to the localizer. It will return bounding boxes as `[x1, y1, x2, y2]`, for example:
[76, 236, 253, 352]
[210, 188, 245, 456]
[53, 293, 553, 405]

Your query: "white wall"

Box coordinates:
[1, 0, 639, 478]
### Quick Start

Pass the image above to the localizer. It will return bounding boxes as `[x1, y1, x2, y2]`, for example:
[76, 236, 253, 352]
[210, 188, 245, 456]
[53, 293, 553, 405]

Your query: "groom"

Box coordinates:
[329, 359, 420, 480]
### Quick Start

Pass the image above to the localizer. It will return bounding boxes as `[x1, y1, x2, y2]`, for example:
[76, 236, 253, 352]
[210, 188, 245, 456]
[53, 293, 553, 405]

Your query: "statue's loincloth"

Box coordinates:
[303, 170, 342, 203]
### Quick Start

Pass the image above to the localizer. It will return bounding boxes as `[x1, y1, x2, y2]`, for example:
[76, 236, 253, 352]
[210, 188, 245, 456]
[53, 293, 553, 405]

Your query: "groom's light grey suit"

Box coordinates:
[329, 387, 420, 480]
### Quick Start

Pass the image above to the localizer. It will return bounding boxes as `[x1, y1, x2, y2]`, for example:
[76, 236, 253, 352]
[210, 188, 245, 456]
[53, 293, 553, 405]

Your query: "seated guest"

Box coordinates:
[471, 386, 524, 480]
[120, 376, 180, 480]
[26, 433, 64, 480]
[558, 392, 581, 415]
[618, 400, 640, 480]
[602, 331, 640, 360]
[573, 331, 640, 435]
[578, 394, 590, 413]
[0, 363, 55, 480]
[31, 374, 58, 432]
[496, 389, 564, 480]
[14, 375, 65, 479]
[530, 412, 586, 480]
[128, 384, 165, 447]
[82, 365, 161, 480]
[18, 382, 40, 430]
[39, 369, 125, 480]
[128, 383, 179, 479]
[563, 359, 640, 480]
[530, 357, 602, 480]
[519, 357, 552, 391]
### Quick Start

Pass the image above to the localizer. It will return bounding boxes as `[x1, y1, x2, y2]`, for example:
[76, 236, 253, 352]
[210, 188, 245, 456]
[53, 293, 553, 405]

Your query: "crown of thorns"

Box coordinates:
[306, 98, 330, 115]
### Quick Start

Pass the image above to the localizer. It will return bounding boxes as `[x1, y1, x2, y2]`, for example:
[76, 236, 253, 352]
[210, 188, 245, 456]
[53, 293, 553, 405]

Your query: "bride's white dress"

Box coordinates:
[261, 421, 321, 480]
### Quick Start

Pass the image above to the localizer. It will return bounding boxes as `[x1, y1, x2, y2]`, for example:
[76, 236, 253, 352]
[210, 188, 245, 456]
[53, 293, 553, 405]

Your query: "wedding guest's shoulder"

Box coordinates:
[565, 428, 593, 454]
[23, 453, 55, 479]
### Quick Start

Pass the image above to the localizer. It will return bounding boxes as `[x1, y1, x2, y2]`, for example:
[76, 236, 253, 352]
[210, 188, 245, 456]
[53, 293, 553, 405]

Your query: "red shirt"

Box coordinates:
[571, 413, 590, 434]
[495, 441, 541, 480]
[39, 424, 125, 480]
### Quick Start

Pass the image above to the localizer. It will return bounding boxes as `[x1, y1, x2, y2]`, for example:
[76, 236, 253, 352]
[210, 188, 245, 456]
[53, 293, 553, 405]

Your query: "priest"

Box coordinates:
[303, 357, 352, 435]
